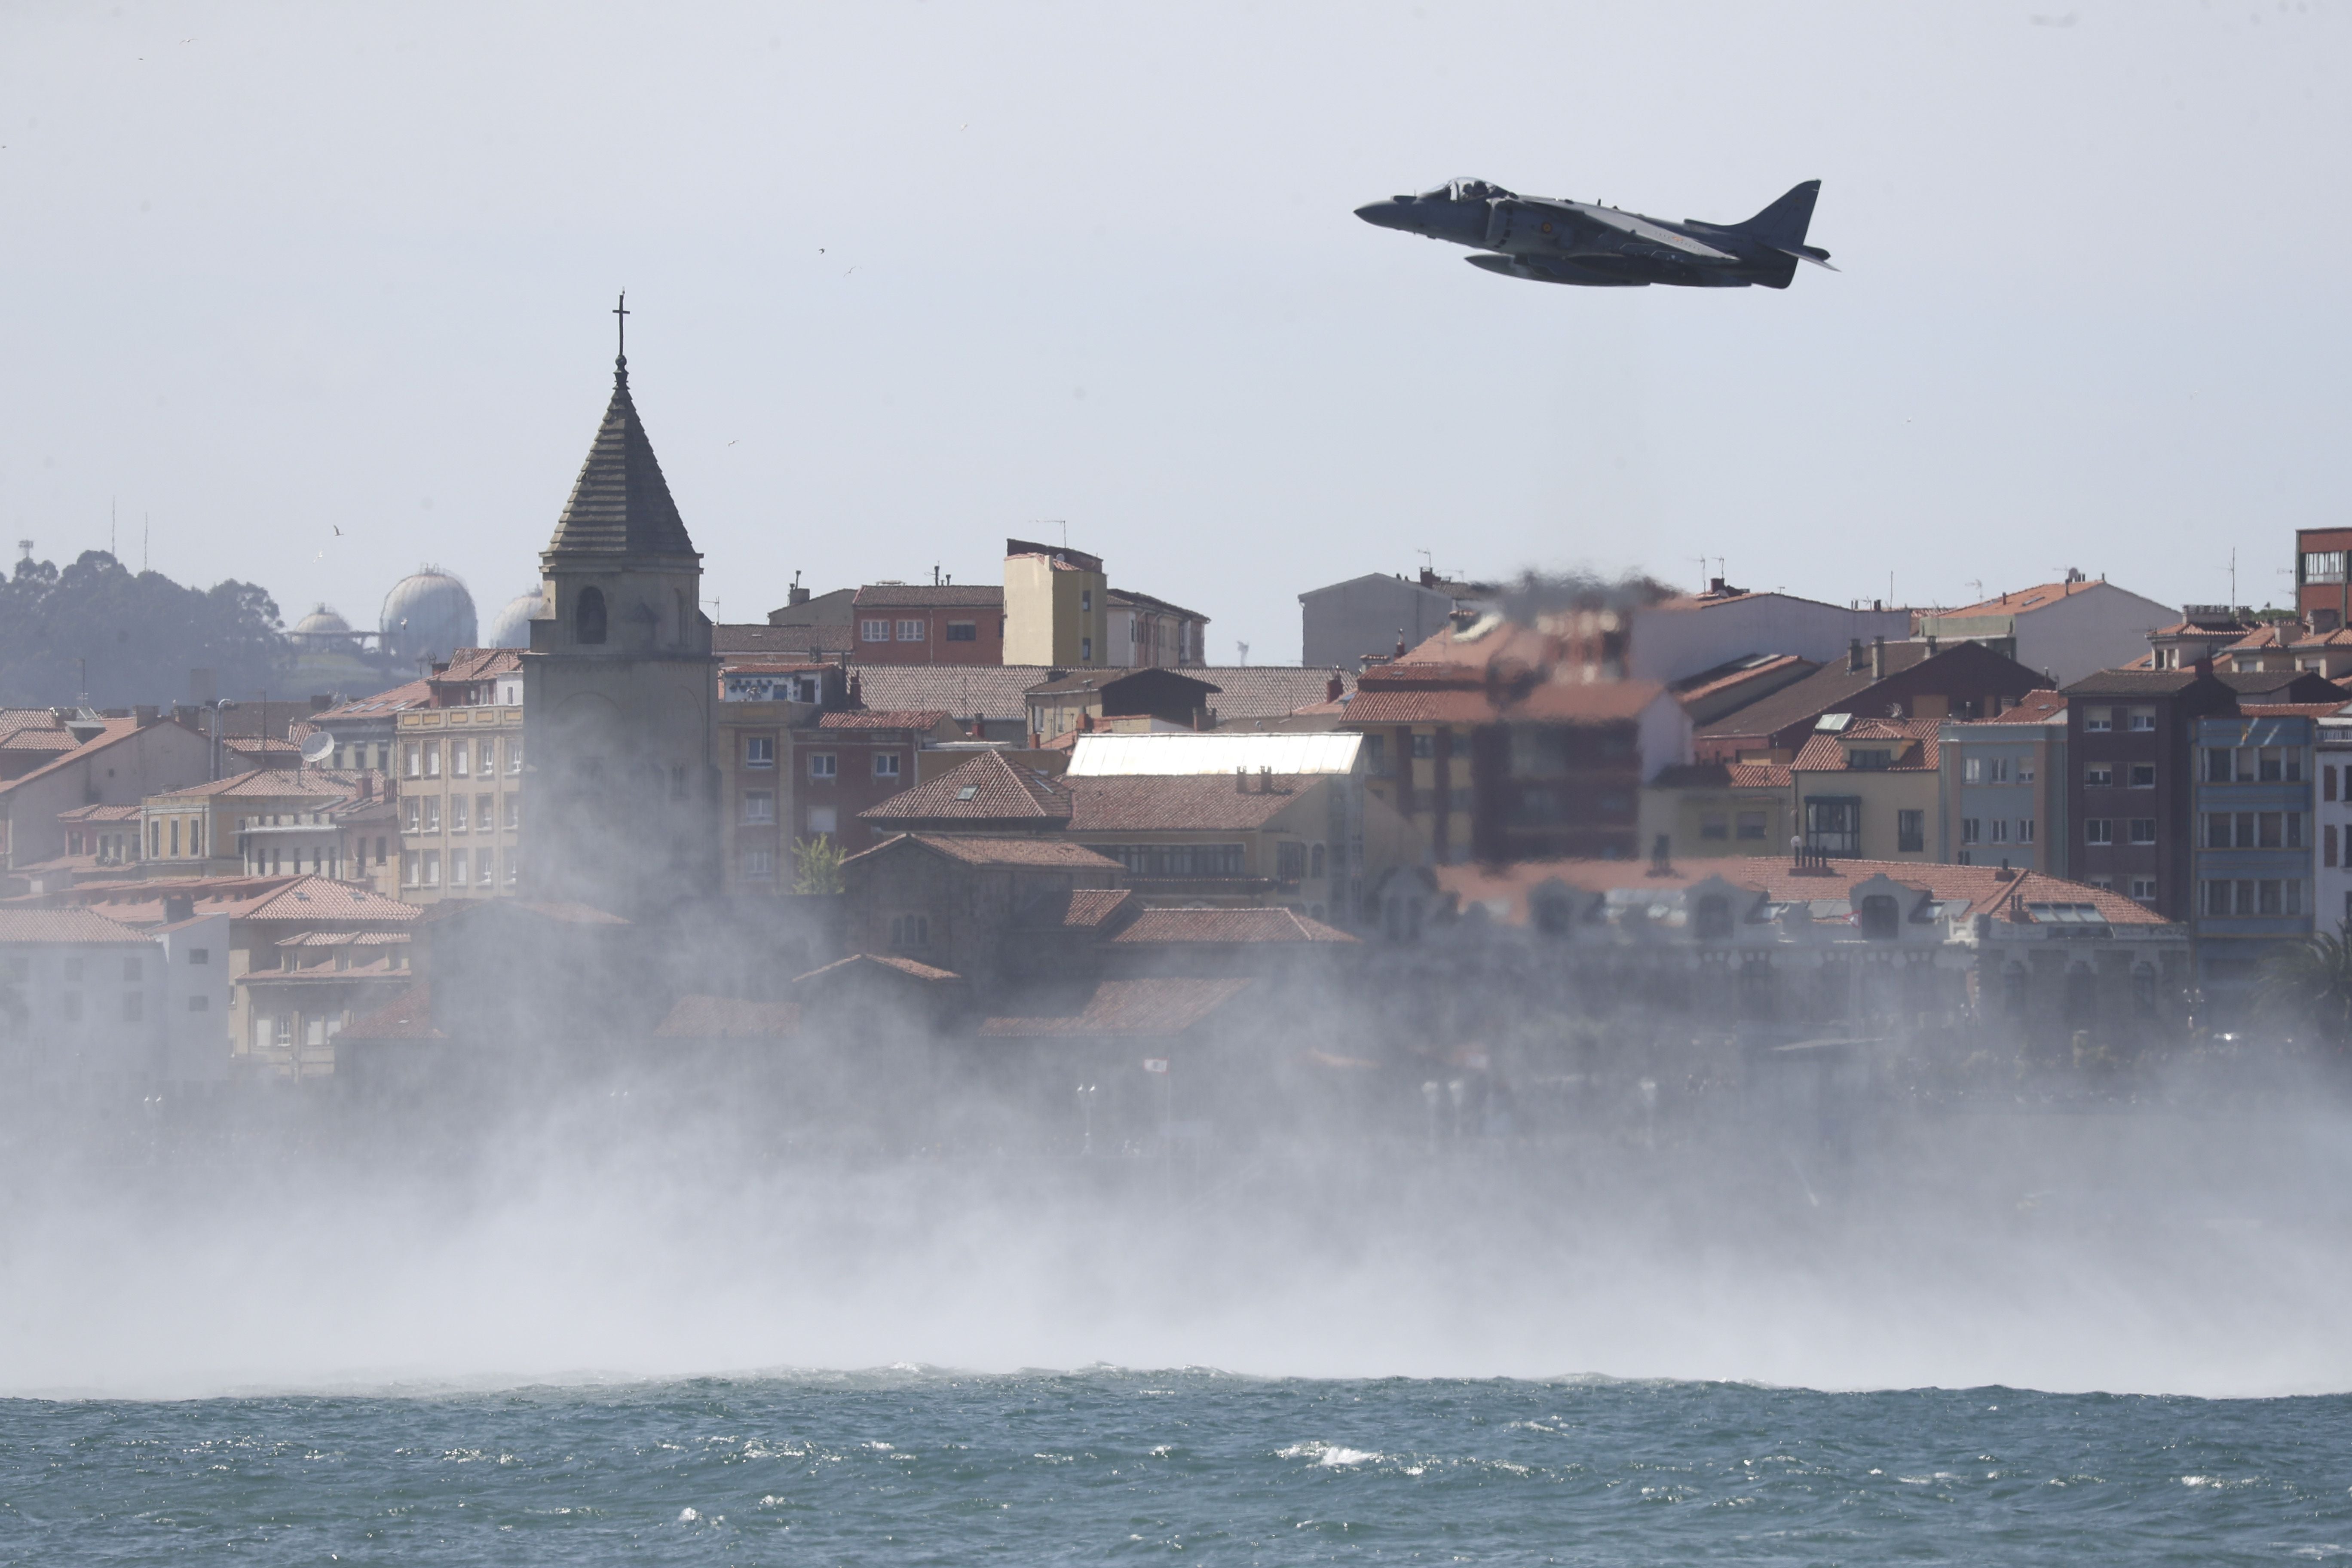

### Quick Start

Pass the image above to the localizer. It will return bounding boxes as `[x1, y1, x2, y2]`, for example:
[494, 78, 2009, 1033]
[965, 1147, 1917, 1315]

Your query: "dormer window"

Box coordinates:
[575, 586, 608, 645]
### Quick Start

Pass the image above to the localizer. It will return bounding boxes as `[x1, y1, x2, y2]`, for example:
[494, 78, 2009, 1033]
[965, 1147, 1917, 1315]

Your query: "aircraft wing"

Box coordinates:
[1526, 198, 1740, 262]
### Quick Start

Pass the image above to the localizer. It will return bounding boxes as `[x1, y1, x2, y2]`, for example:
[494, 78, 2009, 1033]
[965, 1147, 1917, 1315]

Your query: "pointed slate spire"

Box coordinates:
[546, 355, 699, 560]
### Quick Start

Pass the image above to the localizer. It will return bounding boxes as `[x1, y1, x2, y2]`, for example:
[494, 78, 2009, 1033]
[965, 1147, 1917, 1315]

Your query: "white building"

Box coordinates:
[1628, 585, 1911, 687]
[0, 906, 167, 1091]
[1299, 570, 1496, 671]
[1919, 575, 2176, 687]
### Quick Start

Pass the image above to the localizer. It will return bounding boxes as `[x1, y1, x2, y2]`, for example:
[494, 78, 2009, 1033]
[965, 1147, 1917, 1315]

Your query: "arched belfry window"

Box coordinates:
[575, 585, 607, 645]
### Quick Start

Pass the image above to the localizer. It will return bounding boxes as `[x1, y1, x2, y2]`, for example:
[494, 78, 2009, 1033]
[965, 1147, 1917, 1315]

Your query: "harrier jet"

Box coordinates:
[1354, 178, 1833, 288]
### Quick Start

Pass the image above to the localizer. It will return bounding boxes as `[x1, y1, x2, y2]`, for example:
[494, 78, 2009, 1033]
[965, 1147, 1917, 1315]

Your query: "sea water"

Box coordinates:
[9, 1369, 2351, 1564]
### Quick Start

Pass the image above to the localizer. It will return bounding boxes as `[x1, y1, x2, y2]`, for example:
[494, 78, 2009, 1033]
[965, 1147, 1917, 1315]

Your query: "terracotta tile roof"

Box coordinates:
[842, 833, 1124, 871]
[1508, 680, 1669, 722]
[814, 709, 952, 731]
[1015, 888, 1134, 929]
[275, 929, 410, 947]
[1694, 646, 1948, 739]
[1065, 774, 1315, 832]
[1792, 716, 1942, 773]
[48, 874, 420, 926]
[1648, 762, 1793, 790]
[860, 751, 1073, 824]
[0, 906, 151, 944]
[852, 665, 1057, 720]
[1107, 906, 1357, 944]
[1435, 856, 2171, 928]
[1952, 688, 2069, 724]
[715, 622, 856, 655]
[0, 718, 150, 799]
[2239, 702, 2350, 718]
[312, 679, 432, 720]
[1342, 688, 1501, 725]
[152, 768, 377, 800]
[654, 994, 803, 1038]
[978, 976, 1254, 1038]
[1936, 579, 2116, 617]
[1197, 667, 1356, 717]
[434, 647, 523, 683]
[852, 584, 1004, 607]
[1025, 668, 1222, 697]
[1346, 674, 1665, 727]
[795, 952, 964, 985]
[337, 982, 444, 1041]
[56, 802, 142, 823]
[0, 711, 83, 753]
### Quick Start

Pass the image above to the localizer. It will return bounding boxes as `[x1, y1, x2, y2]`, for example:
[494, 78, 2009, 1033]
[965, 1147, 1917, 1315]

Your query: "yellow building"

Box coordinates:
[1640, 761, 1795, 861]
[1790, 716, 1942, 862]
[1002, 537, 1108, 668]
[141, 768, 390, 882]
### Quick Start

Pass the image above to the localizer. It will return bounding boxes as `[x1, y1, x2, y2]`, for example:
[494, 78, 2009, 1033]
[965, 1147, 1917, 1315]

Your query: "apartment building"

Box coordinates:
[1938, 689, 2069, 873]
[1790, 716, 1941, 863]
[395, 707, 522, 900]
[2061, 666, 2236, 919]
[1002, 539, 1109, 667]
[1104, 589, 1208, 669]
[2192, 707, 2322, 999]
[141, 768, 389, 883]
[850, 583, 1004, 666]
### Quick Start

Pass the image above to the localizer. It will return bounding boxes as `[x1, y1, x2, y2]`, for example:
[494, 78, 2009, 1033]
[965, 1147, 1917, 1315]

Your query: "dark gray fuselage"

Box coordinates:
[1355, 178, 1821, 289]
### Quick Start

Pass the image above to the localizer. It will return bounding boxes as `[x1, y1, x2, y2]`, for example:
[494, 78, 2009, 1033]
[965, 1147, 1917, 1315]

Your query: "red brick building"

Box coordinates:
[850, 584, 1005, 666]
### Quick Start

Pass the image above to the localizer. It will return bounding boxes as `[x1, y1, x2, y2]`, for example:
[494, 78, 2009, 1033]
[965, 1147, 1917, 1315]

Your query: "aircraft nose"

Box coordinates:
[1354, 199, 1412, 230]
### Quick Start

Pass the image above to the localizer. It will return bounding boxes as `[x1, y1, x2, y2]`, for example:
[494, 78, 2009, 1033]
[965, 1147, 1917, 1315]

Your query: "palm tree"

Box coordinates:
[2256, 918, 2352, 1045]
[790, 833, 846, 896]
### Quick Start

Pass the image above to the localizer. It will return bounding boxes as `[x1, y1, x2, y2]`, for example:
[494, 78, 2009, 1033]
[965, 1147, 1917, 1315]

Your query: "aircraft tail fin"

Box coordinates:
[1735, 180, 1820, 249]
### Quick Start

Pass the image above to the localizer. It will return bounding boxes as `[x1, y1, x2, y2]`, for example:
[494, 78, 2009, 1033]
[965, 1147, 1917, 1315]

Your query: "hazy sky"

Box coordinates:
[3, 2, 2345, 663]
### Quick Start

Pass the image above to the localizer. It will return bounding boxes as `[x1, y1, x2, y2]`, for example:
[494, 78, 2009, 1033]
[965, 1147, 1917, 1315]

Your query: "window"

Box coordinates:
[2260, 879, 2284, 915]
[1363, 734, 1388, 775]
[2083, 707, 2113, 733]
[2085, 818, 2113, 845]
[2260, 812, 2283, 848]
[503, 797, 519, 831]
[1081, 637, 1093, 661]
[1963, 757, 1983, 784]
[2020, 819, 2036, 844]
[402, 852, 420, 887]
[1412, 733, 1435, 760]
[2131, 877, 2157, 902]
[896, 619, 925, 642]
[450, 795, 468, 833]
[450, 848, 469, 888]
[453, 741, 470, 778]
[1848, 748, 1892, 770]
[2289, 812, 2306, 849]
[1309, 842, 1326, 879]
[477, 794, 493, 833]
[1080, 589, 1093, 612]
[860, 618, 891, 643]
[745, 735, 775, 769]
[1961, 818, 1981, 844]
[2308, 550, 2349, 585]
[575, 585, 607, 644]
[2129, 818, 2157, 845]
[1735, 811, 1767, 841]
[1700, 812, 1730, 841]
[2331, 765, 2342, 802]
[423, 851, 441, 888]
[743, 791, 775, 824]
[504, 851, 519, 888]
[2259, 747, 2285, 782]
[1897, 810, 1924, 853]
[1857, 894, 1900, 940]
[793, 676, 820, 703]
[809, 753, 837, 779]
[169, 818, 179, 857]
[506, 740, 522, 776]
[2084, 764, 2113, 787]
[805, 806, 837, 835]
[424, 743, 441, 779]
[888, 913, 930, 949]
[2204, 747, 2233, 783]
[2128, 707, 2156, 732]
[404, 743, 421, 779]
[424, 798, 441, 833]
[1084, 842, 1248, 877]
[740, 847, 776, 879]
[187, 996, 208, 1012]
[1803, 797, 1861, 857]
[873, 753, 901, 779]
[189, 948, 209, 965]
[946, 621, 977, 642]
[1990, 818, 2009, 844]
[2018, 760, 2036, 783]
[2121, 763, 2154, 790]
[1694, 895, 1734, 942]
[1991, 757, 2012, 783]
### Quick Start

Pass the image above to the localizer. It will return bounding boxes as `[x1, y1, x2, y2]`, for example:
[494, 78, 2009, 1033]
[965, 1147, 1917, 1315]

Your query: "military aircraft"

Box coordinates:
[1354, 178, 1833, 288]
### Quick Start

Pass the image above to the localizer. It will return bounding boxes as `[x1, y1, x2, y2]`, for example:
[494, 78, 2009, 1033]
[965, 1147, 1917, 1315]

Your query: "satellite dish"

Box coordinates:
[300, 732, 337, 766]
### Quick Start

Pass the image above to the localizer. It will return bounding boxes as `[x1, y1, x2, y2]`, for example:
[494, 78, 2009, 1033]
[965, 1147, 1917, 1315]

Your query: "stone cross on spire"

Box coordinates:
[612, 291, 629, 369]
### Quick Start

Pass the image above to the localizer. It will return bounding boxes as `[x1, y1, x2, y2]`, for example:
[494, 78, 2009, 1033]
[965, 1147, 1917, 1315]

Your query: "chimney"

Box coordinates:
[162, 894, 193, 925]
[1650, 833, 1673, 876]
[1871, 636, 1886, 680]
[847, 672, 863, 709]
[1925, 634, 1939, 658]
[1848, 638, 1865, 673]
[1236, 765, 1248, 793]
[1708, 576, 1726, 596]
[1326, 674, 1344, 703]
[358, 774, 374, 801]
[1396, 630, 1408, 658]
[1259, 765, 1273, 793]
[133, 704, 159, 727]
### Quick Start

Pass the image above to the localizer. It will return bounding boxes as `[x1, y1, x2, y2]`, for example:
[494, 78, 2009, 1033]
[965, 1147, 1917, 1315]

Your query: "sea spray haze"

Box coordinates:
[6, 1029, 2352, 1398]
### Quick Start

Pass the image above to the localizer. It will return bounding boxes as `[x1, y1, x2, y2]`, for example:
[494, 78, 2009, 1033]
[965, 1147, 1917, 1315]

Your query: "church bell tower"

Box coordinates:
[519, 300, 718, 915]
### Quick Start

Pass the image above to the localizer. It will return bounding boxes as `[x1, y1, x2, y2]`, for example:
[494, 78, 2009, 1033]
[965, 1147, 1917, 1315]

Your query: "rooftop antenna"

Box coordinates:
[2230, 548, 2238, 609]
[14, 539, 30, 567]
[1235, 639, 1250, 666]
[1418, 548, 1434, 575]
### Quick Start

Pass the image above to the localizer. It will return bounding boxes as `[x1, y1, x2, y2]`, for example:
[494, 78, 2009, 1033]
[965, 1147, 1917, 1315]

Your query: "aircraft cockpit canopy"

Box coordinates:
[1438, 178, 1508, 202]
